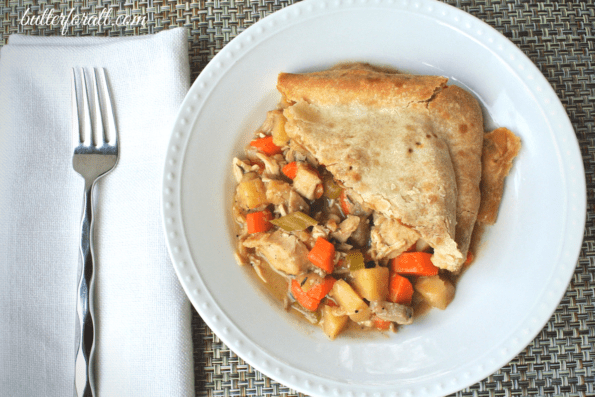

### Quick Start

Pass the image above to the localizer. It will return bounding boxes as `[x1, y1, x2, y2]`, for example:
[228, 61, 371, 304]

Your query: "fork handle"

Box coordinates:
[75, 179, 96, 397]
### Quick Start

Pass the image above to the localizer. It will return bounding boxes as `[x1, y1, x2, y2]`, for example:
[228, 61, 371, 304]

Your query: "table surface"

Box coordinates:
[2, 0, 593, 396]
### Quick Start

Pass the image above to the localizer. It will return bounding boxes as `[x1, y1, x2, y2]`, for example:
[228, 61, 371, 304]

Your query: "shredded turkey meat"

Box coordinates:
[243, 230, 311, 276]
[331, 215, 360, 243]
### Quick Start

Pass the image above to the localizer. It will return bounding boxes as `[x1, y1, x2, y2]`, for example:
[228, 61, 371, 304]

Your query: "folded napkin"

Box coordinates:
[0, 28, 194, 396]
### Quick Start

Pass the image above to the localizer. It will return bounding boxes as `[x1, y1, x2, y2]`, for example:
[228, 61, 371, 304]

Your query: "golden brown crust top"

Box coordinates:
[427, 85, 485, 266]
[477, 127, 522, 225]
[283, 101, 462, 271]
[279, 66, 464, 271]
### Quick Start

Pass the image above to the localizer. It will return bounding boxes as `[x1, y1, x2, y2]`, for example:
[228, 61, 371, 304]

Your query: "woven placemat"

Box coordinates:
[2, 0, 593, 396]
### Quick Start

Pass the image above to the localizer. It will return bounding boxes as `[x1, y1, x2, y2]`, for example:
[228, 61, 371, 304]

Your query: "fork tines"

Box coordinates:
[71, 67, 118, 151]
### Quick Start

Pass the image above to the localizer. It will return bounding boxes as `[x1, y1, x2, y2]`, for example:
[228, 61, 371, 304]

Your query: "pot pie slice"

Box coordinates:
[277, 65, 485, 272]
[232, 63, 521, 340]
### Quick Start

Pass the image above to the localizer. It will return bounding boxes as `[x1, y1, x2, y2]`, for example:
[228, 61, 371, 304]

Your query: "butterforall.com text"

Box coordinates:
[20, 7, 147, 35]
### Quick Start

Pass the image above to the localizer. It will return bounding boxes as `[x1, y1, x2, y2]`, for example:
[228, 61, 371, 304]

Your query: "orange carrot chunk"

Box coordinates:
[372, 316, 392, 330]
[291, 276, 336, 311]
[246, 210, 273, 234]
[339, 190, 353, 215]
[308, 276, 337, 301]
[282, 161, 299, 179]
[464, 251, 474, 266]
[388, 273, 414, 305]
[291, 280, 319, 311]
[308, 237, 335, 273]
[250, 136, 282, 156]
[391, 252, 439, 276]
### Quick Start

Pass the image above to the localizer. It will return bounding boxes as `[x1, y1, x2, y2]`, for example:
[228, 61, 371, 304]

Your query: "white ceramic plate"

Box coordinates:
[162, 1, 586, 396]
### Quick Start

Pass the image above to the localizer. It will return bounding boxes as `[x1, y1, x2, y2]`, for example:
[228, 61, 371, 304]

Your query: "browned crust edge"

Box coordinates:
[277, 68, 448, 108]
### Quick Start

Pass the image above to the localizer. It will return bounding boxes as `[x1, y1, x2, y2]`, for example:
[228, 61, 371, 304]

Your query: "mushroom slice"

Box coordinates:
[369, 300, 413, 325]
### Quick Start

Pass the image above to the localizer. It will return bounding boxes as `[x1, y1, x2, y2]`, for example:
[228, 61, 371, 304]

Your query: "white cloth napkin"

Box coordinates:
[0, 28, 194, 397]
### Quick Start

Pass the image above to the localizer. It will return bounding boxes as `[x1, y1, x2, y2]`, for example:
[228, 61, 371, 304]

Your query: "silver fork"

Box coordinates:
[71, 67, 119, 397]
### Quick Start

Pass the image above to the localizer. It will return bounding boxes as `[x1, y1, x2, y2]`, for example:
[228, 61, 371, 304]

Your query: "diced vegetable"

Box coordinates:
[369, 301, 413, 324]
[351, 266, 389, 301]
[250, 136, 282, 156]
[282, 161, 299, 179]
[464, 251, 474, 266]
[291, 280, 319, 311]
[297, 273, 322, 292]
[372, 316, 392, 330]
[414, 275, 455, 310]
[345, 250, 365, 271]
[339, 190, 353, 215]
[269, 211, 317, 232]
[310, 276, 337, 299]
[322, 304, 349, 340]
[291, 276, 336, 311]
[290, 301, 322, 323]
[236, 178, 268, 210]
[246, 210, 273, 234]
[391, 252, 439, 276]
[298, 274, 336, 297]
[323, 175, 342, 199]
[329, 279, 371, 323]
[308, 237, 335, 273]
[270, 110, 289, 146]
[388, 273, 414, 305]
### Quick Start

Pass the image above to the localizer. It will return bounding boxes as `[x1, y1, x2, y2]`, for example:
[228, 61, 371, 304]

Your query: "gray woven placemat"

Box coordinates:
[2, 0, 593, 396]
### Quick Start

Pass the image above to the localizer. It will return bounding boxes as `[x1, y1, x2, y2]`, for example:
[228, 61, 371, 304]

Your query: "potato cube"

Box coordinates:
[329, 279, 371, 322]
[270, 110, 289, 147]
[351, 267, 389, 301]
[322, 304, 349, 340]
[261, 110, 289, 147]
[236, 178, 268, 210]
[414, 275, 455, 310]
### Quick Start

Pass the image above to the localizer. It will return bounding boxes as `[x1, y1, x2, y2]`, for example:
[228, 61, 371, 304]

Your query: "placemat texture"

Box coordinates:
[1, 0, 593, 396]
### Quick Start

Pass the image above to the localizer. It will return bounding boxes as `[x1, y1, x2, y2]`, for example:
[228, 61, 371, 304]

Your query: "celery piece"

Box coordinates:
[291, 302, 322, 323]
[270, 211, 318, 231]
[323, 175, 342, 200]
[346, 251, 365, 271]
